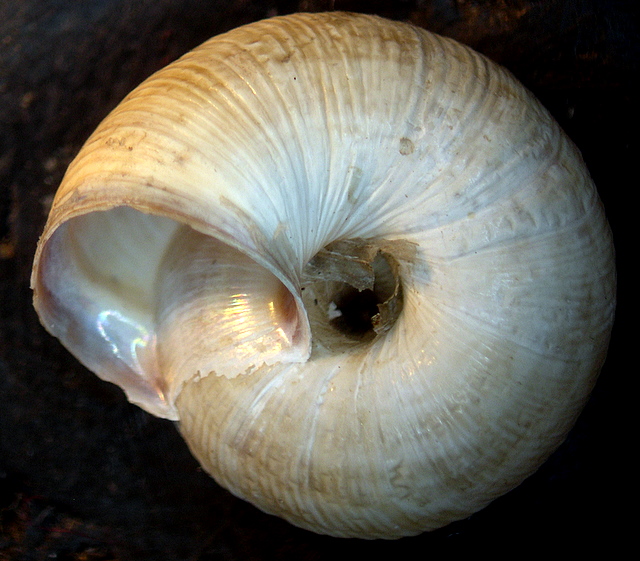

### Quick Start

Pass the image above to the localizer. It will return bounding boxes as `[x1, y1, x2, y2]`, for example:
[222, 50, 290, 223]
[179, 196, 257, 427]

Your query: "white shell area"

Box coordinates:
[31, 13, 615, 538]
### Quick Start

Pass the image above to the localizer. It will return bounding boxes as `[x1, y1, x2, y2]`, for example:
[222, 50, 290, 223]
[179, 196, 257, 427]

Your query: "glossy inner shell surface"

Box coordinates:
[31, 12, 615, 538]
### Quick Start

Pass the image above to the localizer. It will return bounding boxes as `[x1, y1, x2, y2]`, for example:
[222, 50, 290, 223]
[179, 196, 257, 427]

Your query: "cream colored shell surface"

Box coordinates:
[31, 12, 615, 538]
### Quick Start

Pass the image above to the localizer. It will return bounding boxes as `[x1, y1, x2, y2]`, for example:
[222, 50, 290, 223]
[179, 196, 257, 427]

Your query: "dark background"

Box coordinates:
[1, 1, 635, 559]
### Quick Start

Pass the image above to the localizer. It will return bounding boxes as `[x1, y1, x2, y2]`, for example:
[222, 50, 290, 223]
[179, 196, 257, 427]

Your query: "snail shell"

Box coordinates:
[31, 12, 615, 538]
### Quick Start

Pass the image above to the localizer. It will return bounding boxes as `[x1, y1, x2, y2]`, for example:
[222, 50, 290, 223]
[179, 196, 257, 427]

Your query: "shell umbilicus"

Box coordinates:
[31, 12, 615, 538]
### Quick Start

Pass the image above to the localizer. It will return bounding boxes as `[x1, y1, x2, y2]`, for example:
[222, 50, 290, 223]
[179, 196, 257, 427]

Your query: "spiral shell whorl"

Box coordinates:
[163, 13, 611, 537]
[31, 12, 615, 538]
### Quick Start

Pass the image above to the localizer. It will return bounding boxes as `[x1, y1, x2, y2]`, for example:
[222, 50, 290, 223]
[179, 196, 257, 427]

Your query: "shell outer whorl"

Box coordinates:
[31, 12, 616, 539]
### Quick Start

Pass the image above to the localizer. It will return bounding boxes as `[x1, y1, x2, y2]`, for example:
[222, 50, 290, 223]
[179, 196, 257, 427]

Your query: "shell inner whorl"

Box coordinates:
[302, 238, 414, 352]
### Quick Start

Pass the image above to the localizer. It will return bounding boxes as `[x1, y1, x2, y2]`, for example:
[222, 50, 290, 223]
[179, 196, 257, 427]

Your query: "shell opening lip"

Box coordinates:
[32, 206, 313, 420]
[32, 203, 410, 418]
